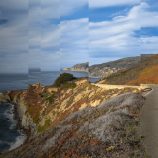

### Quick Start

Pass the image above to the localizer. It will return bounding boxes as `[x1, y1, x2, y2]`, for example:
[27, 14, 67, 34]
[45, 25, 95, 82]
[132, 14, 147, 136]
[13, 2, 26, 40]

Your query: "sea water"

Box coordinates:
[0, 102, 26, 153]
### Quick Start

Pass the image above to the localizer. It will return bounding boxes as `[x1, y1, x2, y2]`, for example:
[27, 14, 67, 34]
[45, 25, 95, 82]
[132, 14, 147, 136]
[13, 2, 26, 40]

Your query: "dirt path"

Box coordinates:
[140, 87, 158, 158]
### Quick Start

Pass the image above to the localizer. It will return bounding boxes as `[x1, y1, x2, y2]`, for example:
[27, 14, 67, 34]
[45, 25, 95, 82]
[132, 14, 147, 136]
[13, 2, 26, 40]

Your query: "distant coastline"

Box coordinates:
[63, 68, 89, 73]
[63, 68, 100, 79]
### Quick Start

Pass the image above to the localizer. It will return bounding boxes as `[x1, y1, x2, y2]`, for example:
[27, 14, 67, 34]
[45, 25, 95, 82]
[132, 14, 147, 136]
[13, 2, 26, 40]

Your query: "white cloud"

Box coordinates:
[28, 0, 87, 21]
[0, 17, 28, 54]
[41, 25, 60, 49]
[89, 2, 158, 57]
[89, 0, 141, 8]
[60, 18, 89, 67]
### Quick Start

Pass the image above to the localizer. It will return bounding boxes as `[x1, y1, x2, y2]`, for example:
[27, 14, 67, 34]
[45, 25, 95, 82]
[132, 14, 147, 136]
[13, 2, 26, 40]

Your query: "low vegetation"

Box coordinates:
[128, 65, 158, 85]
[53, 73, 76, 87]
[37, 118, 51, 133]
[41, 92, 55, 104]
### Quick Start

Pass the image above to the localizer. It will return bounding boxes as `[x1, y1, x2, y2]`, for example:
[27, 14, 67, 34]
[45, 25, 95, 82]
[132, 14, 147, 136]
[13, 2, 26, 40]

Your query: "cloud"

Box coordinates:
[0, 0, 28, 10]
[0, 16, 28, 55]
[89, 2, 158, 57]
[28, 0, 87, 21]
[60, 18, 89, 67]
[89, 0, 141, 8]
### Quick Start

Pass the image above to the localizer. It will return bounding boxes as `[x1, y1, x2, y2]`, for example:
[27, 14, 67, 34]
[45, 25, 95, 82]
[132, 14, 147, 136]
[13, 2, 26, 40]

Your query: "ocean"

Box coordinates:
[0, 71, 60, 92]
[0, 71, 98, 92]
[0, 71, 99, 152]
[0, 102, 26, 153]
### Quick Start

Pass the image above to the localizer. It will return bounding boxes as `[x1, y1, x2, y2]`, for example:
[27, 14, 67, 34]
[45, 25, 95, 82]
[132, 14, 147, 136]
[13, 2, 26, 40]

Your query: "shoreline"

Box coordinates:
[0, 97, 28, 153]
[63, 70, 101, 79]
[62, 69, 89, 73]
[8, 102, 27, 151]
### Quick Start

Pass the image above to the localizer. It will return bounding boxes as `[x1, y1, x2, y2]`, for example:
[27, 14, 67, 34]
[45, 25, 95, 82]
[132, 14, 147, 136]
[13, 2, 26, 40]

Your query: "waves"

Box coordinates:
[9, 132, 26, 151]
[0, 102, 26, 153]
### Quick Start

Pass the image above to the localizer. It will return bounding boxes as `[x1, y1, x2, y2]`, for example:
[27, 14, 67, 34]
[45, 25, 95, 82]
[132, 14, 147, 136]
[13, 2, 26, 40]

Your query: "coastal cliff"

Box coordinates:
[0, 76, 148, 158]
[3, 90, 147, 158]
[5, 79, 139, 135]
[64, 62, 89, 72]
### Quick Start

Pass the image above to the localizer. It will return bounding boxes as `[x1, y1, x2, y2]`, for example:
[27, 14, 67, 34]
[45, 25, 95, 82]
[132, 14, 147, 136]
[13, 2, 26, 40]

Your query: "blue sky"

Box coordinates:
[0, 0, 158, 73]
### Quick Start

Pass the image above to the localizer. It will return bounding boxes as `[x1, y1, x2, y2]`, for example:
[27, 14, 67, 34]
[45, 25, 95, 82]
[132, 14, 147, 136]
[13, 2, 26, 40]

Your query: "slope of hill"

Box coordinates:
[91, 56, 140, 69]
[89, 56, 140, 78]
[2, 92, 146, 158]
[64, 56, 140, 78]
[100, 54, 158, 85]
[5, 79, 138, 135]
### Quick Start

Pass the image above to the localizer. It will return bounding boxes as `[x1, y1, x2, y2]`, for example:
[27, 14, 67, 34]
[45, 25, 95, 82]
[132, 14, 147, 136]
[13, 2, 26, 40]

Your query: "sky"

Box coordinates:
[0, 0, 158, 73]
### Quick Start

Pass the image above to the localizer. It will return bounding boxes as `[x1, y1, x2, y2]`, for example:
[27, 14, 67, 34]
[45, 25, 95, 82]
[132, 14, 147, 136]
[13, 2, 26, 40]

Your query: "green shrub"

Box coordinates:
[38, 118, 51, 133]
[54, 73, 76, 87]
[41, 92, 55, 104]
[61, 82, 76, 89]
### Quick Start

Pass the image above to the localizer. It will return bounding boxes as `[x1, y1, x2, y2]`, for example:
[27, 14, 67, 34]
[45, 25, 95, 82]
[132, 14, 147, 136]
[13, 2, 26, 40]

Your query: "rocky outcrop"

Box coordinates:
[7, 84, 45, 135]
[64, 62, 89, 72]
[0, 92, 10, 102]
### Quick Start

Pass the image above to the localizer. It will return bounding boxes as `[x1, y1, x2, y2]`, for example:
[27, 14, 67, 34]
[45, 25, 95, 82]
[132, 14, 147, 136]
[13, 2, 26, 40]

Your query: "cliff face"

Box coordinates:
[8, 84, 45, 135]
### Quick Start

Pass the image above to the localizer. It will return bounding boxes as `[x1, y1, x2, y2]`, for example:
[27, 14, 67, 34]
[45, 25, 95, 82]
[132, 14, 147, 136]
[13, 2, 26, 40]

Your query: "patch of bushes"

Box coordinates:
[38, 118, 51, 133]
[41, 92, 55, 104]
[27, 105, 41, 124]
[54, 73, 76, 87]
[61, 82, 76, 89]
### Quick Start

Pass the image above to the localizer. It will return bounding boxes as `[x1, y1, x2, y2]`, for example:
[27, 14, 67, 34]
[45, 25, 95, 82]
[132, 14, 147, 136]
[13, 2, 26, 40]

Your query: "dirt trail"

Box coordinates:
[140, 87, 158, 158]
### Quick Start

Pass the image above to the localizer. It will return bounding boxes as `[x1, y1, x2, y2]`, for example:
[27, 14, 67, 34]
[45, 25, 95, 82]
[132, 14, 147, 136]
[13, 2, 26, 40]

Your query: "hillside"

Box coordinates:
[2, 92, 146, 158]
[0, 75, 147, 158]
[89, 56, 140, 78]
[100, 54, 158, 85]
[64, 56, 140, 78]
[6, 79, 138, 135]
